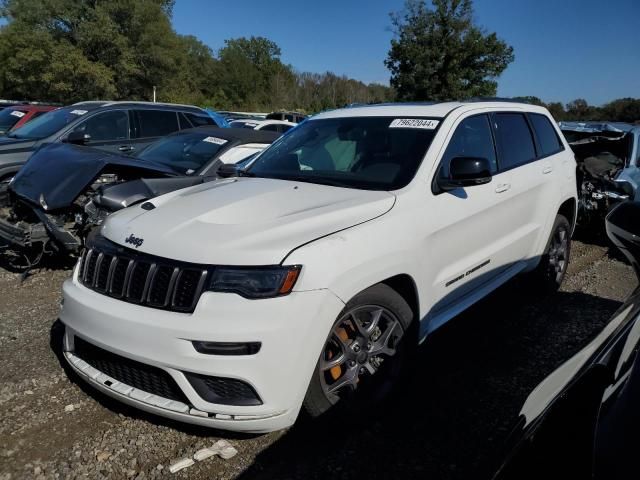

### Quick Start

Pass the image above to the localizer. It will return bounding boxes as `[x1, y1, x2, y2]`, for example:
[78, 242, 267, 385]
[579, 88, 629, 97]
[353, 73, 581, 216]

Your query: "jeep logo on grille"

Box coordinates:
[125, 234, 144, 248]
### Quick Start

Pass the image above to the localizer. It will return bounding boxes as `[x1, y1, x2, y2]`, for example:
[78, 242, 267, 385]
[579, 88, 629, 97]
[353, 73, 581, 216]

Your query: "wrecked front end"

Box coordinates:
[0, 175, 126, 268]
[561, 122, 637, 223]
[0, 143, 178, 268]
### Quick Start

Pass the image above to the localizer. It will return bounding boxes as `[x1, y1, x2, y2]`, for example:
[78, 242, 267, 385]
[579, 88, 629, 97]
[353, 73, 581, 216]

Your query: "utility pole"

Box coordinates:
[153, 86, 156, 103]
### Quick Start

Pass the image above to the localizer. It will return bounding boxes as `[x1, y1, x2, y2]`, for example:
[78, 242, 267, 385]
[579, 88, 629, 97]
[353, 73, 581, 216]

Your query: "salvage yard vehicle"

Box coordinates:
[560, 121, 640, 223]
[495, 201, 640, 480]
[0, 128, 278, 266]
[59, 101, 577, 433]
[0, 101, 221, 187]
[229, 118, 296, 134]
[0, 104, 58, 135]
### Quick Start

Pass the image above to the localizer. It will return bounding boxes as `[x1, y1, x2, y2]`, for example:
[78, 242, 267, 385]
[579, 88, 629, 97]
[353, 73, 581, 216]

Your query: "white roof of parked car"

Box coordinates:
[313, 101, 549, 120]
[229, 119, 296, 128]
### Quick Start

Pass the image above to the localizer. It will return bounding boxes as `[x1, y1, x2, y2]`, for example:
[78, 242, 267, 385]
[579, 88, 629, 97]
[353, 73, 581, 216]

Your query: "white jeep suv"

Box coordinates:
[59, 101, 577, 433]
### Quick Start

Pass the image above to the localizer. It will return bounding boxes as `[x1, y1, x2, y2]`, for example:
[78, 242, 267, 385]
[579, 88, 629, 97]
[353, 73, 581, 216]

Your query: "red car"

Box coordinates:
[0, 105, 58, 135]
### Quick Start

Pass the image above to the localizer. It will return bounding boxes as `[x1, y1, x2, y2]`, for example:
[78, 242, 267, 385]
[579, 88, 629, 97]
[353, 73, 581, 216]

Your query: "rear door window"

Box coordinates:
[134, 110, 180, 138]
[493, 113, 537, 170]
[529, 113, 563, 156]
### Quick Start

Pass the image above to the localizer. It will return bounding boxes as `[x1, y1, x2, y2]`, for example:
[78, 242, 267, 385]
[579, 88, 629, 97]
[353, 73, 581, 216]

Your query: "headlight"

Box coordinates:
[208, 265, 301, 298]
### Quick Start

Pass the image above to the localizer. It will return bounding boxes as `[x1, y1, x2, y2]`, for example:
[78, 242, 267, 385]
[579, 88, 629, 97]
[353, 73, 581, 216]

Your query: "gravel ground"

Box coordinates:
[0, 236, 636, 480]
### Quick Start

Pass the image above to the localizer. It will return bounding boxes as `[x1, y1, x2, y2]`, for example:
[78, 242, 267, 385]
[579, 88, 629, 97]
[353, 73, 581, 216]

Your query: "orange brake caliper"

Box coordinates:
[329, 327, 350, 380]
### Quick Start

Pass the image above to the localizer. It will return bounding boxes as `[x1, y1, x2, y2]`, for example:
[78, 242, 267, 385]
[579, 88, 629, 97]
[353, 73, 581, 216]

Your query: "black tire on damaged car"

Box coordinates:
[303, 283, 416, 418]
[531, 214, 572, 293]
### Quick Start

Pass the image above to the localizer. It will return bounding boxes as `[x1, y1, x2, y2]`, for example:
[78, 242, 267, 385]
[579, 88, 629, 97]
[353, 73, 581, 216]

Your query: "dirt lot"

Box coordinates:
[0, 236, 636, 480]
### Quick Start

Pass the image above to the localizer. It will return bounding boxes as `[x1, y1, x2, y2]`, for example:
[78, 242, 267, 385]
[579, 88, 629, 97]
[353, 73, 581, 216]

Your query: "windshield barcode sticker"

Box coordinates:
[389, 119, 439, 130]
[70, 109, 88, 115]
[10, 111, 26, 118]
[202, 136, 227, 145]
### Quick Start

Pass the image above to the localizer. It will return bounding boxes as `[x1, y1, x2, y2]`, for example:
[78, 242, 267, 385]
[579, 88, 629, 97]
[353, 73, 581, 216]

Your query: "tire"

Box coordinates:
[531, 214, 571, 292]
[303, 283, 415, 418]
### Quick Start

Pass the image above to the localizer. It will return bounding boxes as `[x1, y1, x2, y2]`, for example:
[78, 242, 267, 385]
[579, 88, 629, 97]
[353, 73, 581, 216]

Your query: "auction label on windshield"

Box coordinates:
[10, 111, 25, 117]
[389, 119, 439, 129]
[202, 136, 228, 145]
[70, 109, 88, 115]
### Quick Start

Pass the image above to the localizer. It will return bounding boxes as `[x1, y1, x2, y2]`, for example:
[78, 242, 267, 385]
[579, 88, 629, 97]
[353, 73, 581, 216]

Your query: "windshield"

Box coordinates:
[137, 131, 229, 174]
[9, 107, 85, 139]
[246, 116, 440, 190]
[0, 108, 27, 133]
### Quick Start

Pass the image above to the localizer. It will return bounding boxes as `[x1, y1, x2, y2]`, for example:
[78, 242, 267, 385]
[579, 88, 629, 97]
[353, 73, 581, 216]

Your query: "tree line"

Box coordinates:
[0, 0, 392, 112]
[0, 0, 636, 122]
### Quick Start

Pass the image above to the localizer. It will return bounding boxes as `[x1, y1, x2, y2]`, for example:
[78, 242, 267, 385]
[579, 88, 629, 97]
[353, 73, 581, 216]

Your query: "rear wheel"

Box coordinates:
[303, 284, 414, 418]
[531, 214, 571, 292]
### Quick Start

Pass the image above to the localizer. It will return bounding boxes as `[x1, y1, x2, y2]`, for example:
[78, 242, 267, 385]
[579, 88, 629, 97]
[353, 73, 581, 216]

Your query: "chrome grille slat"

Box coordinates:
[78, 239, 209, 313]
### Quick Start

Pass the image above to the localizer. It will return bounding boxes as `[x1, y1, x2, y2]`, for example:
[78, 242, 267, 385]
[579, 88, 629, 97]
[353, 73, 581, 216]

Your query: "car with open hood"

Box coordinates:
[0, 127, 278, 266]
[58, 101, 577, 432]
[560, 121, 640, 224]
[0, 101, 222, 187]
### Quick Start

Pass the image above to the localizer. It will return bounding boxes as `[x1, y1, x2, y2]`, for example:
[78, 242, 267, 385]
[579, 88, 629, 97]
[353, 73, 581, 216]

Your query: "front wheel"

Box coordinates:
[531, 214, 571, 292]
[303, 283, 415, 418]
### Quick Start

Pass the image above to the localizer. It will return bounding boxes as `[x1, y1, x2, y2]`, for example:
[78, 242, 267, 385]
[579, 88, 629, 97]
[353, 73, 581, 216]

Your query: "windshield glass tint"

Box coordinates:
[137, 132, 228, 174]
[0, 109, 26, 132]
[247, 116, 440, 190]
[9, 107, 83, 139]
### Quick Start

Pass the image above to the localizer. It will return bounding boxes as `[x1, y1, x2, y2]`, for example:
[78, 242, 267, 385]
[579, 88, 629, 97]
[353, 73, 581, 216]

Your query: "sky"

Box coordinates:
[172, 0, 640, 106]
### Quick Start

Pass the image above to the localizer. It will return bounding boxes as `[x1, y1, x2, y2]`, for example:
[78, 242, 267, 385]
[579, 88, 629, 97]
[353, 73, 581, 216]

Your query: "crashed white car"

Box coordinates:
[60, 101, 577, 432]
[229, 119, 296, 134]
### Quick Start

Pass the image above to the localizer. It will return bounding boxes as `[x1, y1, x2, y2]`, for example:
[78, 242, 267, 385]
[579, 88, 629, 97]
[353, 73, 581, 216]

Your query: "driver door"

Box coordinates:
[425, 114, 516, 325]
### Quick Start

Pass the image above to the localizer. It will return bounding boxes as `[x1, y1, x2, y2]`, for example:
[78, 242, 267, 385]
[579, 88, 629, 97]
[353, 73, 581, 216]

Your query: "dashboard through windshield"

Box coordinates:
[246, 116, 440, 190]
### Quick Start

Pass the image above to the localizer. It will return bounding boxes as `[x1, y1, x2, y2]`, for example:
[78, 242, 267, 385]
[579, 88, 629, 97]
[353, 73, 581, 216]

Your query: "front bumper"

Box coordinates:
[60, 271, 344, 433]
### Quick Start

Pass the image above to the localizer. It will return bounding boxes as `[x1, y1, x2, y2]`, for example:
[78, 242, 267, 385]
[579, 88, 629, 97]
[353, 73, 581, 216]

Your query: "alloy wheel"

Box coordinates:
[319, 305, 405, 403]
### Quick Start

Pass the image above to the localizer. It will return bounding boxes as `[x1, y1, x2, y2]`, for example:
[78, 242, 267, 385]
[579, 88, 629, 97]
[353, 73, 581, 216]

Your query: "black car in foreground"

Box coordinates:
[0, 101, 219, 186]
[495, 200, 640, 480]
[0, 127, 278, 267]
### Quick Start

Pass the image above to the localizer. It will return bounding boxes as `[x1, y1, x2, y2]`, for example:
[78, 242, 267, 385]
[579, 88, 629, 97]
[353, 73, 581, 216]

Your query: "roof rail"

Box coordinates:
[463, 97, 534, 104]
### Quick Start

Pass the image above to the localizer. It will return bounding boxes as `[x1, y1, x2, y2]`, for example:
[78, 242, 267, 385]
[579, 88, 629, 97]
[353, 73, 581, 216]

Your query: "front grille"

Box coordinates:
[78, 235, 209, 313]
[185, 372, 262, 406]
[73, 337, 188, 403]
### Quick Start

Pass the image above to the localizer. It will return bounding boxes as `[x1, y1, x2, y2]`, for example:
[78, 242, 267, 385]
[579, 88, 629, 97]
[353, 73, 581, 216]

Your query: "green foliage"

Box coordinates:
[0, 1, 393, 111]
[509, 97, 640, 123]
[385, 0, 514, 101]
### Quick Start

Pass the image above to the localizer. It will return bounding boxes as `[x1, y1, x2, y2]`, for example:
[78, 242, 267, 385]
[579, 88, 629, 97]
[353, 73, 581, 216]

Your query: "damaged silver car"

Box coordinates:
[561, 122, 640, 222]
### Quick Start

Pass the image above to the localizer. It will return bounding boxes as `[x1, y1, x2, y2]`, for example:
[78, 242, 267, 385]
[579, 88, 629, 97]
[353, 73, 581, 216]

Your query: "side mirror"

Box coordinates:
[606, 201, 640, 279]
[217, 163, 239, 178]
[64, 131, 91, 145]
[438, 156, 492, 191]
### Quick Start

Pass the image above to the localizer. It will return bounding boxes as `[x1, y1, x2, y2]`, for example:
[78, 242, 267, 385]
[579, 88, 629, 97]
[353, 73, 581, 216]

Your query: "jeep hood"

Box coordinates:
[10, 143, 177, 210]
[101, 177, 396, 265]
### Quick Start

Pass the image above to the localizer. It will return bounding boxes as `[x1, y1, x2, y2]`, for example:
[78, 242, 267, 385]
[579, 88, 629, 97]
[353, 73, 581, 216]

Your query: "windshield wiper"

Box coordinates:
[237, 169, 258, 177]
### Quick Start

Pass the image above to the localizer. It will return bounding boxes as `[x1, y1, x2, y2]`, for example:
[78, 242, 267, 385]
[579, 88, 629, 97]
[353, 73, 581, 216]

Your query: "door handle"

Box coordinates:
[495, 183, 511, 193]
[118, 145, 134, 152]
[543, 164, 553, 174]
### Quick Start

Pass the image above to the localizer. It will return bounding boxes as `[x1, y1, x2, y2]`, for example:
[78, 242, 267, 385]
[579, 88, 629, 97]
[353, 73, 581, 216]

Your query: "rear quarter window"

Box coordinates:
[529, 113, 563, 156]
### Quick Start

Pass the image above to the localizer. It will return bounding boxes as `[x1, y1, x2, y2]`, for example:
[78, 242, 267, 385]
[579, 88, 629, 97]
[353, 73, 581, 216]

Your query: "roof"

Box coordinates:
[172, 126, 281, 144]
[71, 100, 205, 113]
[313, 100, 548, 120]
[229, 119, 296, 127]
